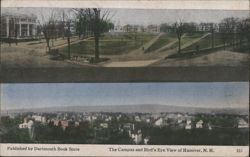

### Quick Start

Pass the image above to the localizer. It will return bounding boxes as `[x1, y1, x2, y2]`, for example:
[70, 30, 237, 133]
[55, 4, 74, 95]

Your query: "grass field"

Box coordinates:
[158, 32, 206, 52]
[182, 33, 225, 52]
[146, 33, 176, 53]
[59, 32, 156, 55]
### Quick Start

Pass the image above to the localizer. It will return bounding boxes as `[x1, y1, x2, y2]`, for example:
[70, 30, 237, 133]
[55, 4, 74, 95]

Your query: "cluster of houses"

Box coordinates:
[110, 23, 160, 33]
[12, 111, 249, 144]
[110, 22, 222, 34]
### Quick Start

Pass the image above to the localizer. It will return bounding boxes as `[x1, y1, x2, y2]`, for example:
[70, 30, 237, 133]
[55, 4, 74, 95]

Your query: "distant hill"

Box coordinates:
[2, 104, 248, 115]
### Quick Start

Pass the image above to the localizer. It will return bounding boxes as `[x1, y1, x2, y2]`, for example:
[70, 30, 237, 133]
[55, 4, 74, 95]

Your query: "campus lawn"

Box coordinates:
[159, 32, 207, 52]
[182, 33, 225, 52]
[59, 32, 156, 55]
[146, 32, 176, 53]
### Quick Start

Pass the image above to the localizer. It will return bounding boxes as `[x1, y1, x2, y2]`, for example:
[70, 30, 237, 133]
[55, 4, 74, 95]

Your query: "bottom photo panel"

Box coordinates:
[0, 82, 249, 156]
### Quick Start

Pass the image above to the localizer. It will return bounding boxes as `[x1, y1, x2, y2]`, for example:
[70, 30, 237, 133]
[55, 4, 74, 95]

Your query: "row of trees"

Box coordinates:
[160, 17, 250, 54]
[39, 8, 114, 61]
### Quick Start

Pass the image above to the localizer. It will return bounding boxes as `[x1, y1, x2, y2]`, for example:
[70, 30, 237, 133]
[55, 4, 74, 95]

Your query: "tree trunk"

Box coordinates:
[239, 38, 242, 49]
[211, 32, 214, 49]
[94, 33, 99, 61]
[67, 36, 70, 59]
[248, 40, 250, 54]
[178, 37, 181, 54]
[46, 39, 51, 52]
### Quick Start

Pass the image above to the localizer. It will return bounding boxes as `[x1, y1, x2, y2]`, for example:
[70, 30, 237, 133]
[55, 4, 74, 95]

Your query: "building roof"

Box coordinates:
[1, 12, 37, 19]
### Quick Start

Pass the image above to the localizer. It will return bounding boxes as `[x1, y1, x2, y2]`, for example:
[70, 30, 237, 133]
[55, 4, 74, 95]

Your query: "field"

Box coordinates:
[59, 32, 156, 56]
[145, 32, 176, 53]
[182, 33, 225, 52]
[1, 31, 248, 68]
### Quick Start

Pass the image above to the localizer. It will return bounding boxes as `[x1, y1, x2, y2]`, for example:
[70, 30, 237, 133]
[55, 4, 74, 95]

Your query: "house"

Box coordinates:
[146, 25, 160, 33]
[60, 120, 69, 130]
[198, 23, 219, 32]
[144, 137, 150, 145]
[154, 118, 163, 126]
[238, 118, 248, 128]
[75, 121, 80, 127]
[207, 123, 212, 130]
[116, 114, 122, 120]
[19, 119, 34, 129]
[92, 116, 97, 121]
[130, 130, 142, 144]
[100, 123, 108, 128]
[111, 21, 124, 33]
[185, 119, 192, 130]
[105, 116, 112, 122]
[135, 116, 141, 122]
[123, 123, 135, 130]
[196, 120, 203, 128]
[123, 24, 134, 32]
[52, 119, 60, 126]
[32, 115, 46, 123]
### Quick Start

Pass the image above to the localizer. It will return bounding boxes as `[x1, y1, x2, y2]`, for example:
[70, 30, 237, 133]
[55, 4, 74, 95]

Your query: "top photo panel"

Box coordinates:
[1, 0, 249, 82]
[2, 8, 249, 68]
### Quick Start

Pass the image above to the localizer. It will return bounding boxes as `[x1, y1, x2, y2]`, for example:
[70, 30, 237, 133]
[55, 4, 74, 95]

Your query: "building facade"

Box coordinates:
[1, 13, 37, 38]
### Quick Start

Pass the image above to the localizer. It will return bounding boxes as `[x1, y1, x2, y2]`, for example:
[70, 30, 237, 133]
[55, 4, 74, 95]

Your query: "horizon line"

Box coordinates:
[2, 103, 249, 111]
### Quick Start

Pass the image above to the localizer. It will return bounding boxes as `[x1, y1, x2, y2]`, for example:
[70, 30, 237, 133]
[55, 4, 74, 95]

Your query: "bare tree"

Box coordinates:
[219, 17, 238, 49]
[241, 17, 250, 53]
[74, 8, 113, 62]
[173, 21, 185, 54]
[210, 23, 215, 49]
[65, 20, 72, 59]
[38, 9, 57, 53]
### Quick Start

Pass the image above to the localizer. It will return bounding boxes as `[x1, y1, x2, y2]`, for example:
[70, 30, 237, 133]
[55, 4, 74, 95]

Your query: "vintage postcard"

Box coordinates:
[0, 0, 249, 82]
[0, 0, 249, 156]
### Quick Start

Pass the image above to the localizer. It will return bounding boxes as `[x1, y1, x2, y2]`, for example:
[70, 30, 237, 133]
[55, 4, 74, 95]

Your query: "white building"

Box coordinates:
[32, 115, 46, 123]
[19, 119, 34, 129]
[100, 123, 108, 128]
[135, 116, 141, 122]
[105, 116, 112, 122]
[208, 123, 212, 130]
[131, 130, 142, 144]
[75, 121, 80, 127]
[144, 137, 150, 145]
[1, 12, 37, 38]
[238, 119, 249, 128]
[185, 119, 192, 130]
[154, 118, 163, 126]
[196, 120, 203, 128]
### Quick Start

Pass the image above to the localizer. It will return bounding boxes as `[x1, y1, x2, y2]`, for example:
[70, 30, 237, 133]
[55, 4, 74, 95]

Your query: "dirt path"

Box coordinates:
[153, 34, 187, 53]
[151, 50, 248, 67]
[1, 39, 84, 68]
[136, 33, 212, 65]
[104, 59, 159, 67]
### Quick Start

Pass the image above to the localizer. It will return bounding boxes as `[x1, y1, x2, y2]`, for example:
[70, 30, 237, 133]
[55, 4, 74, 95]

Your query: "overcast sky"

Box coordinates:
[1, 82, 248, 110]
[2, 8, 249, 26]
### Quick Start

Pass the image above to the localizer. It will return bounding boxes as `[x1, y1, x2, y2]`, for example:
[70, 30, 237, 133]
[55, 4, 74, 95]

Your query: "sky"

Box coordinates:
[1, 8, 249, 26]
[1, 82, 248, 110]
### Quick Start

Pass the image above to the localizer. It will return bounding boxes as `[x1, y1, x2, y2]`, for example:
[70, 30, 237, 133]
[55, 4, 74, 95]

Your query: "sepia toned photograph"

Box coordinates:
[0, 83, 248, 145]
[1, 8, 249, 68]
